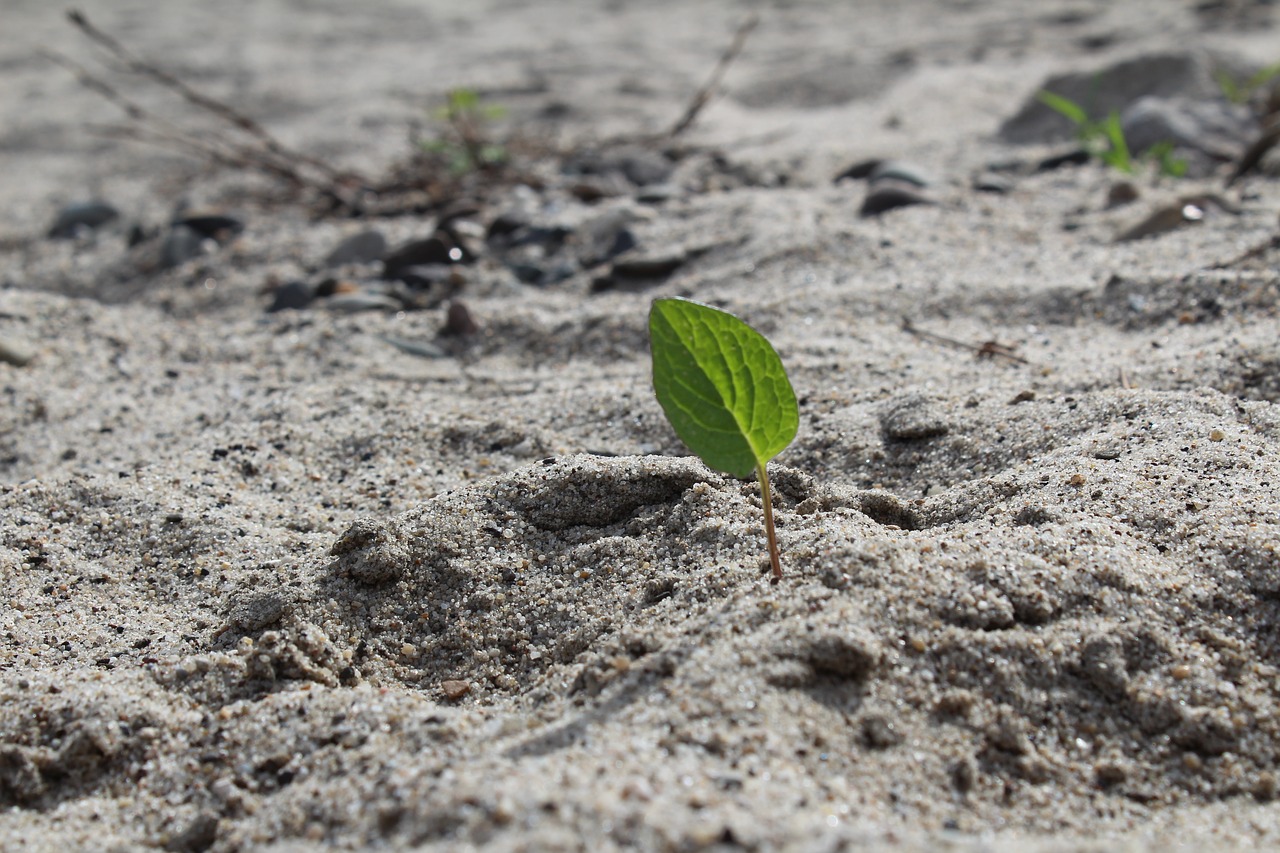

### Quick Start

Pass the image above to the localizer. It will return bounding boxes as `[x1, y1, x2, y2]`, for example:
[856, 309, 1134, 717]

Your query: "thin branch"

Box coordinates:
[901, 318, 1030, 364]
[667, 14, 759, 138]
[65, 9, 363, 187]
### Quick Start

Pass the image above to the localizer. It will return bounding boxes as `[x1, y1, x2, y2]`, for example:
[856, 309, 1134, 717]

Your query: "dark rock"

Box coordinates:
[508, 262, 546, 284]
[173, 213, 244, 243]
[860, 714, 903, 749]
[322, 291, 403, 313]
[609, 249, 686, 280]
[859, 182, 932, 217]
[1106, 181, 1141, 208]
[164, 812, 219, 853]
[159, 226, 207, 269]
[999, 50, 1256, 145]
[1036, 148, 1091, 171]
[1114, 200, 1206, 242]
[539, 261, 578, 286]
[486, 209, 533, 241]
[394, 264, 455, 290]
[324, 229, 387, 267]
[565, 146, 673, 187]
[47, 201, 120, 239]
[612, 147, 674, 186]
[577, 210, 639, 267]
[441, 300, 480, 337]
[266, 281, 314, 313]
[973, 172, 1014, 193]
[635, 183, 677, 204]
[384, 235, 463, 279]
[1120, 96, 1251, 169]
[834, 158, 884, 183]
[126, 222, 151, 248]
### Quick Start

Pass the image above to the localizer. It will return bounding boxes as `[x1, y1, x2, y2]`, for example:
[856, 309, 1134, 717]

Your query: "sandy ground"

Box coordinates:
[5, 1, 1280, 850]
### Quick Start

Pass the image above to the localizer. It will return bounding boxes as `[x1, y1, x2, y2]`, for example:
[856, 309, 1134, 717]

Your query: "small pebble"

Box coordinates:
[441, 679, 471, 701]
[860, 182, 932, 217]
[266, 281, 314, 313]
[47, 201, 120, 239]
[0, 337, 35, 367]
[324, 229, 387, 267]
[160, 225, 207, 269]
[868, 160, 932, 188]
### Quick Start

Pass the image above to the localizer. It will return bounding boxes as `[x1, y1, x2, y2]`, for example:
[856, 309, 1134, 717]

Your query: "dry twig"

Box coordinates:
[901, 318, 1030, 364]
[56, 9, 365, 209]
[667, 14, 759, 138]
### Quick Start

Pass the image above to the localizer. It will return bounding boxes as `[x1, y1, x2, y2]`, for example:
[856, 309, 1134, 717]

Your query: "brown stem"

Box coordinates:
[757, 463, 782, 583]
[668, 13, 759, 138]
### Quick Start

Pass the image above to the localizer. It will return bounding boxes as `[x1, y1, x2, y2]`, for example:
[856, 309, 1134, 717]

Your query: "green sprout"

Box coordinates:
[649, 298, 799, 582]
[1038, 90, 1187, 178]
[1214, 63, 1280, 106]
[421, 88, 508, 176]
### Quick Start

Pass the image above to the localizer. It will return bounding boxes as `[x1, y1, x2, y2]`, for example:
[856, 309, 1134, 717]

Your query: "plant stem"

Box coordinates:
[757, 463, 782, 583]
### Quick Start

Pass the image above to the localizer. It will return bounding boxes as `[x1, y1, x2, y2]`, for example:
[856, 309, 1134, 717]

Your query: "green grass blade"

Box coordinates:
[649, 298, 798, 480]
[1037, 90, 1089, 126]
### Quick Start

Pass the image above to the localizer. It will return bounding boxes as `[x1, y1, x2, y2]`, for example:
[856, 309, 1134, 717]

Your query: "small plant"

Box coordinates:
[649, 297, 799, 582]
[421, 88, 508, 176]
[1215, 63, 1280, 106]
[1038, 90, 1187, 178]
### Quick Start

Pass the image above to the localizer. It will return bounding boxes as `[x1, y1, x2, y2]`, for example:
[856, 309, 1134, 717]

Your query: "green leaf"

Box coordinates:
[1037, 90, 1089, 126]
[1100, 112, 1132, 173]
[649, 298, 798, 479]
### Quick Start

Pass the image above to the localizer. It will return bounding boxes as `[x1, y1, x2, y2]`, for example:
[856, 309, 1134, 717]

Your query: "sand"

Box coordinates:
[4, 1, 1280, 850]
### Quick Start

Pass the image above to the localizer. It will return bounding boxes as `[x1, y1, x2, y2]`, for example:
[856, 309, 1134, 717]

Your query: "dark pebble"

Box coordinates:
[267, 281, 314, 312]
[47, 201, 120, 239]
[383, 236, 452, 277]
[1036, 148, 1091, 171]
[578, 210, 638, 267]
[609, 248, 686, 280]
[323, 291, 403, 313]
[164, 812, 219, 853]
[441, 300, 480, 337]
[394, 264, 455, 290]
[859, 182, 932, 217]
[973, 172, 1013, 193]
[486, 209, 533, 241]
[635, 183, 677, 204]
[834, 158, 883, 183]
[160, 226, 207, 269]
[324, 229, 387, 267]
[173, 213, 244, 242]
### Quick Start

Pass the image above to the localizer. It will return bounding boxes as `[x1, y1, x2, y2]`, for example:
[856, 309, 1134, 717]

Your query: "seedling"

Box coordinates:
[421, 87, 508, 176]
[1037, 90, 1187, 178]
[649, 298, 798, 582]
[1215, 62, 1280, 106]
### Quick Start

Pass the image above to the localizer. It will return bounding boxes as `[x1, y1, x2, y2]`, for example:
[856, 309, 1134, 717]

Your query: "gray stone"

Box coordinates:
[1120, 96, 1252, 160]
[859, 182, 932, 217]
[324, 229, 387, 266]
[47, 201, 120, 239]
[159, 226, 207, 269]
[999, 50, 1255, 145]
[266, 281, 314, 313]
[869, 160, 933, 188]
